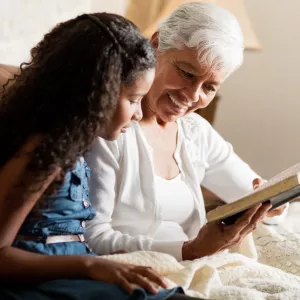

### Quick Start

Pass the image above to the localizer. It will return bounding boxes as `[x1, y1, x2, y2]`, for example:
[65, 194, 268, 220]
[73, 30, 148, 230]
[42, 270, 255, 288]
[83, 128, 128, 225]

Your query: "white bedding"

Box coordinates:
[101, 202, 300, 299]
[254, 202, 300, 276]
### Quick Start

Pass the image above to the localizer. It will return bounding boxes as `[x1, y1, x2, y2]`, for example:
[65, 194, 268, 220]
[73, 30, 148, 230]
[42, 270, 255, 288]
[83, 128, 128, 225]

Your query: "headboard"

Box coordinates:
[0, 64, 19, 93]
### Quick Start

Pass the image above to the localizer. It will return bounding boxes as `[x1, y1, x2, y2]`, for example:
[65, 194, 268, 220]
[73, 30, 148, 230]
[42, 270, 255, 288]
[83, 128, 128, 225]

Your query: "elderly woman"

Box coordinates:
[85, 2, 286, 261]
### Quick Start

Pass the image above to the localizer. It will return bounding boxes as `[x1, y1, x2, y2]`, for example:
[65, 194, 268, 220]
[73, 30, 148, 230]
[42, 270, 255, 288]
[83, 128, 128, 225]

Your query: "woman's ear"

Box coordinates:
[150, 32, 159, 49]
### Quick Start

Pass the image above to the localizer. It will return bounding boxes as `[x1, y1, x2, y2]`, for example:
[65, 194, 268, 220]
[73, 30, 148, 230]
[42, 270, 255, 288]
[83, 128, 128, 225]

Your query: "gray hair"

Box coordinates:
[157, 2, 244, 78]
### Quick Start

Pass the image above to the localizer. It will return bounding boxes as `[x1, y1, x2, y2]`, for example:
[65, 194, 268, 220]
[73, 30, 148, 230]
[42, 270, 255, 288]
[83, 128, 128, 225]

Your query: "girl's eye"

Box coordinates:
[129, 100, 138, 104]
[129, 97, 142, 104]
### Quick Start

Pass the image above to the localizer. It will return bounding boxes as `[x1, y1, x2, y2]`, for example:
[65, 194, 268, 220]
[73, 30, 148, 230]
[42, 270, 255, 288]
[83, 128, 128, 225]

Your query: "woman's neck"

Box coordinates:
[141, 95, 168, 128]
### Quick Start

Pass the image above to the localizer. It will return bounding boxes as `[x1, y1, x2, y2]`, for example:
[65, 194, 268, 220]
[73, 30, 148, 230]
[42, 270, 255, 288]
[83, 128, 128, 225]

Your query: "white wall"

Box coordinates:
[214, 0, 300, 178]
[0, 0, 128, 65]
[1, 0, 299, 178]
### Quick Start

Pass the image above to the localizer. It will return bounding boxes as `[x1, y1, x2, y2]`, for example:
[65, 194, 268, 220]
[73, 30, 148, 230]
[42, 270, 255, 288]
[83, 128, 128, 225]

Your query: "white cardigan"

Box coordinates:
[85, 113, 273, 260]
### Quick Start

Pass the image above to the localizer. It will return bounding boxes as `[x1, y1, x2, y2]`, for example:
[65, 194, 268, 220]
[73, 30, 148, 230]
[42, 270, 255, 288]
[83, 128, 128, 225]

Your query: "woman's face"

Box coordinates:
[146, 36, 226, 123]
[100, 69, 155, 141]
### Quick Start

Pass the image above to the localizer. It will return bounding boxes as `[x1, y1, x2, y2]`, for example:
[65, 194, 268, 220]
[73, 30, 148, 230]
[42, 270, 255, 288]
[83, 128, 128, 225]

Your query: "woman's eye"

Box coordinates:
[174, 64, 194, 79]
[205, 85, 216, 93]
[181, 69, 194, 79]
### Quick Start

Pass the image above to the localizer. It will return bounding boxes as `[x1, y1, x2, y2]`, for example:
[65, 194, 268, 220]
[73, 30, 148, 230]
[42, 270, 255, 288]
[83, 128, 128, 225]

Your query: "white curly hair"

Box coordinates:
[157, 2, 244, 79]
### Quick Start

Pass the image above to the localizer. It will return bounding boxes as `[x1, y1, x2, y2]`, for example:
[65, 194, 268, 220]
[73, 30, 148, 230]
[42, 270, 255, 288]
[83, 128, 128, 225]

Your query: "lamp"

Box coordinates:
[125, 0, 261, 50]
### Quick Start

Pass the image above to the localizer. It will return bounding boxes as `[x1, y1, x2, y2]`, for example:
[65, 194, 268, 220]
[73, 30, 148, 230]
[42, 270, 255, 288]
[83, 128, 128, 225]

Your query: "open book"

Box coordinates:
[206, 163, 300, 225]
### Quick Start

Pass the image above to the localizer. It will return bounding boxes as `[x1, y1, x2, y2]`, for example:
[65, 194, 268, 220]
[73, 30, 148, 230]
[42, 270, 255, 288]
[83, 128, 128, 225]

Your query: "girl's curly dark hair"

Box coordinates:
[0, 13, 155, 191]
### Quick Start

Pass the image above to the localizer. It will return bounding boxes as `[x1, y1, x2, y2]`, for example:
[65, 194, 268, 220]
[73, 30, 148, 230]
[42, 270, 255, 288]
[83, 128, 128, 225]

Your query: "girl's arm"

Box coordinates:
[0, 137, 166, 293]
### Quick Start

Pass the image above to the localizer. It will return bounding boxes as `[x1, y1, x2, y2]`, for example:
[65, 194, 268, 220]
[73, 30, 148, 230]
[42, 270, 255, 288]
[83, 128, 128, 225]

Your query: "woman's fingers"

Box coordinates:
[253, 178, 265, 189]
[185, 202, 271, 259]
[220, 203, 271, 249]
[253, 178, 287, 218]
[232, 203, 262, 231]
[210, 207, 259, 250]
[239, 202, 272, 237]
[266, 204, 287, 217]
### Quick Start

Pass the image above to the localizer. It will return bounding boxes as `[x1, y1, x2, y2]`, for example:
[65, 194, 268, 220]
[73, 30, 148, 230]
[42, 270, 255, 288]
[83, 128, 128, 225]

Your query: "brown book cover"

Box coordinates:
[206, 163, 300, 224]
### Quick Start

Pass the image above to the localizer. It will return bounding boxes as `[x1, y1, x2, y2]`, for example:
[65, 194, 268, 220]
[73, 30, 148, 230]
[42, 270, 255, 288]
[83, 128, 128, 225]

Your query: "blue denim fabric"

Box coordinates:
[13, 158, 96, 255]
[7, 158, 184, 300]
[0, 281, 183, 300]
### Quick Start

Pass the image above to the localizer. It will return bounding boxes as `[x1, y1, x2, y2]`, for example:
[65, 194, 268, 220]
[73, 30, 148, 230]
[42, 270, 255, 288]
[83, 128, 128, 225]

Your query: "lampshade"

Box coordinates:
[125, 0, 261, 50]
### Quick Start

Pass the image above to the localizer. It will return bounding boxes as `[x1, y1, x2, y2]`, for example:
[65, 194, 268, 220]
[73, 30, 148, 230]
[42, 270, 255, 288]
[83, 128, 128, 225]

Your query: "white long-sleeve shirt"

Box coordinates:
[85, 113, 284, 260]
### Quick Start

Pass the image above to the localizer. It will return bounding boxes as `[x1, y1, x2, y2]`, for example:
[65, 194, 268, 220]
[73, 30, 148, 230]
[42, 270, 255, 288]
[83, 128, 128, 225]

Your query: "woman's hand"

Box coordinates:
[252, 178, 287, 217]
[182, 202, 271, 260]
[85, 257, 168, 294]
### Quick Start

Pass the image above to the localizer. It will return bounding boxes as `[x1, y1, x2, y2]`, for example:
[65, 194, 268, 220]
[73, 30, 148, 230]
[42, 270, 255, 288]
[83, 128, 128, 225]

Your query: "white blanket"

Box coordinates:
[102, 250, 300, 299]
[254, 202, 300, 276]
[101, 203, 300, 299]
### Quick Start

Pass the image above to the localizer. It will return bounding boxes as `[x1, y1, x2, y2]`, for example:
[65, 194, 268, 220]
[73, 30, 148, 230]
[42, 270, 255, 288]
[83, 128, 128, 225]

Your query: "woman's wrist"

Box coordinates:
[182, 240, 198, 261]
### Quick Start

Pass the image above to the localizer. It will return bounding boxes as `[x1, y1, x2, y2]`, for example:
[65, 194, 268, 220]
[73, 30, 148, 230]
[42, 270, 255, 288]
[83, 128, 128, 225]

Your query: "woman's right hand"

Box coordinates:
[182, 202, 271, 260]
[85, 257, 168, 294]
[253, 178, 288, 218]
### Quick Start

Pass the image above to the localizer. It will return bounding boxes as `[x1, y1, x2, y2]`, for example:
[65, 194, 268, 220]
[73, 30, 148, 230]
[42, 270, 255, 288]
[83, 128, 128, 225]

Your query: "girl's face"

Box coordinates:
[99, 69, 155, 141]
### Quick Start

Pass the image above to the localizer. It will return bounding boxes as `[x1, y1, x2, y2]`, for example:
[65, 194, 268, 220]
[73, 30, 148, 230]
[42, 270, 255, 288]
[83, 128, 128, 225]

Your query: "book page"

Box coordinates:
[207, 163, 300, 224]
[251, 163, 300, 194]
[259, 163, 300, 189]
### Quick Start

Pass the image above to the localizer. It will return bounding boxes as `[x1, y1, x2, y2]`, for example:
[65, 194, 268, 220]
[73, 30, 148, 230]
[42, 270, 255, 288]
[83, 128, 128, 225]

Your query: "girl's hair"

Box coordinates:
[0, 13, 155, 190]
[157, 2, 244, 79]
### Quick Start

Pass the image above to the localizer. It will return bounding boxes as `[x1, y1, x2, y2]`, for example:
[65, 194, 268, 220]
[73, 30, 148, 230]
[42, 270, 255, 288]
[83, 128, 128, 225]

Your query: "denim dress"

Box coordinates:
[1, 158, 182, 300]
[13, 158, 95, 256]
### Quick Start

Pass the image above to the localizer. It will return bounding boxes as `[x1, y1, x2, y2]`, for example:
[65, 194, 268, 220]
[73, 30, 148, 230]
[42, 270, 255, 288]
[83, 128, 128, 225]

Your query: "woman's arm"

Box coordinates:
[198, 118, 258, 203]
[85, 125, 272, 262]
[85, 137, 184, 259]
[193, 114, 286, 223]
[0, 137, 166, 293]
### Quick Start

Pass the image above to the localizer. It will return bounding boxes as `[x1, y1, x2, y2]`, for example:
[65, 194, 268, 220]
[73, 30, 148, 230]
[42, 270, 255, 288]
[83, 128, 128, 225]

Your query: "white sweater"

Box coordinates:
[85, 113, 283, 260]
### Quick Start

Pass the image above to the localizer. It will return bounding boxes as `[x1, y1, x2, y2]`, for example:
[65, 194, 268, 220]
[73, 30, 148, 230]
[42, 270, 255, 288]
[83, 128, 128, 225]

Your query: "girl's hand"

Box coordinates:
[86, 257, 168, 294]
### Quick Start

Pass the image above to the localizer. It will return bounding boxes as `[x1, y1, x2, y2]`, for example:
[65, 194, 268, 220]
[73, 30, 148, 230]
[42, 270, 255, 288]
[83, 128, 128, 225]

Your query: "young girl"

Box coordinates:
[0, 13, 194, 300]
